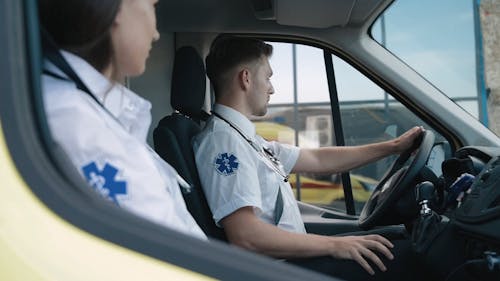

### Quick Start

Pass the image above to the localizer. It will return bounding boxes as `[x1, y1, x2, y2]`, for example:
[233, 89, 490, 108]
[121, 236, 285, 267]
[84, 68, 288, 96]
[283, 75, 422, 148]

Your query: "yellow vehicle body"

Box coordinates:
[0, 123, 211, 281]
[254, 121, 377, 204]
[288, 174, 376, 204]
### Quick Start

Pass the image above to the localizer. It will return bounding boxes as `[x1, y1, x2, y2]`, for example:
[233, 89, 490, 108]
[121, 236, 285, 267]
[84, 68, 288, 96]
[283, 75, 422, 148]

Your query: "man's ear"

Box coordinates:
[238, 68, 251, 91]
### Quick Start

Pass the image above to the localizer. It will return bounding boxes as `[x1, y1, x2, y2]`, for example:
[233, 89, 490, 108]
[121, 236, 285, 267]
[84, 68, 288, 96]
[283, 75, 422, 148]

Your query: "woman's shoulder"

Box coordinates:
[41, 74, 111, 145]
[42, 74, 86, 106]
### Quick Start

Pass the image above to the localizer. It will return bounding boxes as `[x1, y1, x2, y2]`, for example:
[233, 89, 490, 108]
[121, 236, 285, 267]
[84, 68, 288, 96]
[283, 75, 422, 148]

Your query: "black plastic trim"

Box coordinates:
[323, 51, 356, 215]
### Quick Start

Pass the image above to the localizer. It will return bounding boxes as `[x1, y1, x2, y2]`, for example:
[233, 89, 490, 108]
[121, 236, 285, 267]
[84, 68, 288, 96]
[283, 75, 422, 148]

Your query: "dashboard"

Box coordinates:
[424, 146, 500, 280]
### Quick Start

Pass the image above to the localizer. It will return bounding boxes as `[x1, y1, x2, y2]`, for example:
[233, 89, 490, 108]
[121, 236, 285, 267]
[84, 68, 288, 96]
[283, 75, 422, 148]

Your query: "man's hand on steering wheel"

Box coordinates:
[393, 126, 425, 154]
[359, 128, 434, 229]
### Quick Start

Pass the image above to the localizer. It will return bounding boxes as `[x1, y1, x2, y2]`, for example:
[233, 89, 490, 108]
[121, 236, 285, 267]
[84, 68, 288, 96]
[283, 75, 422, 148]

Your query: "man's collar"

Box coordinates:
[213, 104, 256, 138]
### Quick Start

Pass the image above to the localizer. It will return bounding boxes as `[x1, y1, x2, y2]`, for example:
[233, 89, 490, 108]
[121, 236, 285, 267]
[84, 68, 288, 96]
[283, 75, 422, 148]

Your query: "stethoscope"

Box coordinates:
[211, 111, 289, 183]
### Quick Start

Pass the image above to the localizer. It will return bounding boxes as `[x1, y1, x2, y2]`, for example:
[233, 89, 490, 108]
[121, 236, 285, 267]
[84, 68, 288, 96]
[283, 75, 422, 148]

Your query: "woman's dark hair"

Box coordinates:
[205, 35, 273, 98]
[38, 0, 122, 72]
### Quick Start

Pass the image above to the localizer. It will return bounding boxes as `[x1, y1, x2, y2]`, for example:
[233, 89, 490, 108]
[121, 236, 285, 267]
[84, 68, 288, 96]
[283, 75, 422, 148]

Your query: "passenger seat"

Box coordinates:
[153, 46, 226, 241]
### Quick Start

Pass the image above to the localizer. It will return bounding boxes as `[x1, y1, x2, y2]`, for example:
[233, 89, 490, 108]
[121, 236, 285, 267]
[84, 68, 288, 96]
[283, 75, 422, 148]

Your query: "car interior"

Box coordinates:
[4, 0, 499, 280]
[123, 0, 500, 279]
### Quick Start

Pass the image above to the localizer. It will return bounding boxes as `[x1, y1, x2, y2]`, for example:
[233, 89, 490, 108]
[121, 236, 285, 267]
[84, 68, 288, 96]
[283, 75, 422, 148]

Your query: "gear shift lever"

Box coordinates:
[412, 181, 444, 254]
[416, 181, 435, 216]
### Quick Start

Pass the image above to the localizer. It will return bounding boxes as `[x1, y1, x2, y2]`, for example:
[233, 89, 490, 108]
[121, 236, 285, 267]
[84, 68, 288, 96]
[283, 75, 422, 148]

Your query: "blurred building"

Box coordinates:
[480, 0, 500, 135]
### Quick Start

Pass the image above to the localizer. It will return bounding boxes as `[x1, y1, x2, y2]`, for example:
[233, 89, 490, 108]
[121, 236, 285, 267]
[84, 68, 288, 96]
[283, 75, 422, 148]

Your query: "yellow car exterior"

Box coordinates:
[288, 174, 377, 204]
[0, 124, 211, 281]
[254, 121, 377, 205]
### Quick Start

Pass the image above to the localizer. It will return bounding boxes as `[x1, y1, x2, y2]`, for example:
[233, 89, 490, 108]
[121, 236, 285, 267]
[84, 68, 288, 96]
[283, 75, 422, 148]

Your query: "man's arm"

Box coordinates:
[292, 126, 424, 174]
[222, 207, 394, 275]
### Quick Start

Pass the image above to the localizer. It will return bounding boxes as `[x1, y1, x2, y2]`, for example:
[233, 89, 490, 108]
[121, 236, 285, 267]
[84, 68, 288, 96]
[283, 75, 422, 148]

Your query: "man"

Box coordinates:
[193, 35, 424, 280]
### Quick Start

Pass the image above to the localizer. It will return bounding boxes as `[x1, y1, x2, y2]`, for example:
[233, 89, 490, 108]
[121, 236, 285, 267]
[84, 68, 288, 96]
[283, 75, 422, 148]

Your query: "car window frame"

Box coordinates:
[250, 35, 459, 215]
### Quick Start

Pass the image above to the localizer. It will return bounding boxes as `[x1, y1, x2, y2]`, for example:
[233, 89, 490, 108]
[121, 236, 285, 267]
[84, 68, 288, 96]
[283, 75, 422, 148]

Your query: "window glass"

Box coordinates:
[254, 41, 449, 214]
[334, 55, 448, 212]
[296, 45, 330, 103]
[267, 43, 294, 104]
[333, 57, 389, 102]
[258, 42, 343, 210]
[372, 0, 480, 119]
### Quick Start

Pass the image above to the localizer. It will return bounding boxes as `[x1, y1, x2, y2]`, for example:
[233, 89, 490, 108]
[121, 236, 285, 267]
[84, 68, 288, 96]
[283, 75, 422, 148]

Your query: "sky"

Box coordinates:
[267, 0, 480, 118]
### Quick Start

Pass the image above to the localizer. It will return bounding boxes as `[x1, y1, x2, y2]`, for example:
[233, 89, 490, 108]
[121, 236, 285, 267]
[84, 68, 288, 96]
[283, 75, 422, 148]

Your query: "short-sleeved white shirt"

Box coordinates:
[193, 104, 306, 234]
[42, 51, 207, 240]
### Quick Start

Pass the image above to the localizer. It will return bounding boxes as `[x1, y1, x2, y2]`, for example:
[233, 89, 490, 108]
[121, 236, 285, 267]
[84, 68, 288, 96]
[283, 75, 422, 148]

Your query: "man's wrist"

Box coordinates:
[376, 139, 399, 156]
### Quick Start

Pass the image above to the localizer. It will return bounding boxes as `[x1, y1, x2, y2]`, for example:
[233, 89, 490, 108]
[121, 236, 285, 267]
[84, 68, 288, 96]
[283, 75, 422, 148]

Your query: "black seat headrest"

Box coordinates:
[170, 46, 207, 121]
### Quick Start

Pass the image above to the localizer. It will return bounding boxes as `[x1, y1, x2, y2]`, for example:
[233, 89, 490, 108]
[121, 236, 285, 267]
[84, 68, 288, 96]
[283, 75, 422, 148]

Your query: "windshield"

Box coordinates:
[371, 0, 484, 123]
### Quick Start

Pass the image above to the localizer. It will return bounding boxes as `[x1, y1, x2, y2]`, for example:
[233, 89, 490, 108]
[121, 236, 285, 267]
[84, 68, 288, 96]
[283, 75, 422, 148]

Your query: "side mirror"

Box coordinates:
[384, 124, 398, 138]
[427, 141, 451, 176]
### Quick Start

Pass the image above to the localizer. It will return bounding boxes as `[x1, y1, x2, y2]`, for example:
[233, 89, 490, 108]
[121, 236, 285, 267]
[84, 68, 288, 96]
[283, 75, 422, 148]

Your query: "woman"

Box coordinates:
[39, 0, 207, 240]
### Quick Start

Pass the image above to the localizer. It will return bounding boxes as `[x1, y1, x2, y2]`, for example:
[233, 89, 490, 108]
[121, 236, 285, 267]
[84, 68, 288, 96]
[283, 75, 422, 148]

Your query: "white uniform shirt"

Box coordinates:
[193, 104, 306, 233]
[42, 51, 207, 240]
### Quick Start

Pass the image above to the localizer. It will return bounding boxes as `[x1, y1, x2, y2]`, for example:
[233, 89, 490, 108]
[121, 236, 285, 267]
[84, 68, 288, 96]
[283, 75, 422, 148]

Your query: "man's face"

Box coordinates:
[248, 56, 274, 116]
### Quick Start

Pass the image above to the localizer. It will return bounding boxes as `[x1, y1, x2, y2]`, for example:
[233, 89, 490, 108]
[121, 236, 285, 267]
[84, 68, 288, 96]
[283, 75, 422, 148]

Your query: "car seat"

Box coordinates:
[153, 46, 226, 241]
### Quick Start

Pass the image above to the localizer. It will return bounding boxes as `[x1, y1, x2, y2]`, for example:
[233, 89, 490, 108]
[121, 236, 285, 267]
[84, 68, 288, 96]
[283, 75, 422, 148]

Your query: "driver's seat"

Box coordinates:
[153, 46, 226, 241]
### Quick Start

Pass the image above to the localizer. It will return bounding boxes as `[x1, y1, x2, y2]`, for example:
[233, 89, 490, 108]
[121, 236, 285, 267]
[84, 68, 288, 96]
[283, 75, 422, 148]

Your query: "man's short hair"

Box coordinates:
[205, 35, 273, 98]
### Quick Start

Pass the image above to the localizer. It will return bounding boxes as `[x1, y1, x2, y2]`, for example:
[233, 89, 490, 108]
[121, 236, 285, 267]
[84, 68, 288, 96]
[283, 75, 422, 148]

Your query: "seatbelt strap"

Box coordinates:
[42, 69, 70, 82]
[40, 27, 125, 127]
[274, 188, 284, 225]
[41, 28, 94, 99]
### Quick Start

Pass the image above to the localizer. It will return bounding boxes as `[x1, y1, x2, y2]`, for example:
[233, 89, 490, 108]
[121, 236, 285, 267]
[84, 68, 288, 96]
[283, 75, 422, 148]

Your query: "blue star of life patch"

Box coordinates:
[214, 153, 239, 176]
[82, 162, 127, 204]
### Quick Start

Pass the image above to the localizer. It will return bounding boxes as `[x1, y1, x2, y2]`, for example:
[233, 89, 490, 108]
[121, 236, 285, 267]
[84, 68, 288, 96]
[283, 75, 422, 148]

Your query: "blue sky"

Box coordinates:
[268, 0, 480, 117]
[376, 0, 477, 98]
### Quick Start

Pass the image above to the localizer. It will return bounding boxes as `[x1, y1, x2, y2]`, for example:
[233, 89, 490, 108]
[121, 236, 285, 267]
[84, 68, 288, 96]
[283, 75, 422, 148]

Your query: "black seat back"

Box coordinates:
[153, 46, 226, 241]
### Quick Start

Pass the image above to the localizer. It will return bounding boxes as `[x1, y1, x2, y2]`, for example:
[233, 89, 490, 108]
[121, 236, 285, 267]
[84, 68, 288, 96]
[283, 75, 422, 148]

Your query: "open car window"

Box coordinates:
[252, 41, 450, 214]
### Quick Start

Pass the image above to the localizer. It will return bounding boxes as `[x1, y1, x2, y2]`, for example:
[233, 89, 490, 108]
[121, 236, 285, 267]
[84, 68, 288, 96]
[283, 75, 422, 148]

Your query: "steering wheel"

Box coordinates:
[358, 130, 435, 229]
